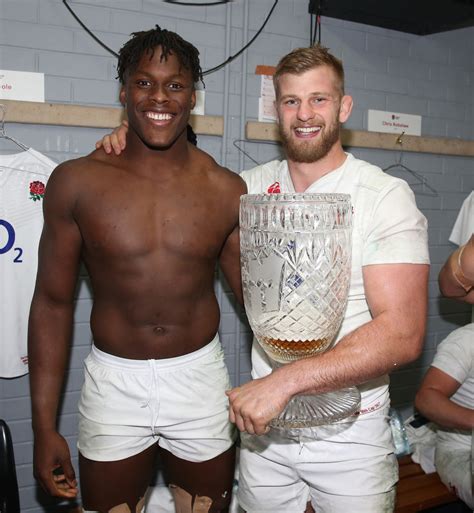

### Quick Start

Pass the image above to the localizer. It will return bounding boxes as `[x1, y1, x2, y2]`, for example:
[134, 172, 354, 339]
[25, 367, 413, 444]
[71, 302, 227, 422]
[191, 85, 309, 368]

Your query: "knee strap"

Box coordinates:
[169, 484, 213, 513]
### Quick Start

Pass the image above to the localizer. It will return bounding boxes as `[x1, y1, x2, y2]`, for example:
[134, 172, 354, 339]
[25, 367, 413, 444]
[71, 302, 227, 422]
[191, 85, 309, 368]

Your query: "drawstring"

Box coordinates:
[141, 360, 160, 436]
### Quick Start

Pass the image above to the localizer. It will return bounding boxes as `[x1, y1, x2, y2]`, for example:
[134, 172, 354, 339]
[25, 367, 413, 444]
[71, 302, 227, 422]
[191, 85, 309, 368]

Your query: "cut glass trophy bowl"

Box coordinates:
[240, 193, 361, 429]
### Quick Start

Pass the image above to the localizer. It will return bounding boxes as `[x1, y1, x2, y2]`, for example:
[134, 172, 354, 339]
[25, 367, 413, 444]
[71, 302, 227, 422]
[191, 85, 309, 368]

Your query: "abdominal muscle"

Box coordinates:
[84, 253, 222, 360]
[88, 291, 221, 360]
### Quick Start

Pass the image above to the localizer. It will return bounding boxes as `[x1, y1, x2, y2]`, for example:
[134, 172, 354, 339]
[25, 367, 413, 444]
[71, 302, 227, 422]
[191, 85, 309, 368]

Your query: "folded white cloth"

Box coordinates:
[404, 415, 437, 474]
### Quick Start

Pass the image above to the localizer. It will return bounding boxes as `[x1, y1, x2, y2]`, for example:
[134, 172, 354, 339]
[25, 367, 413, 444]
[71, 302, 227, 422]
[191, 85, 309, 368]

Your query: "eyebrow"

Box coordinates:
[131, 69, 189, 81]
[279, 91, 335, 101]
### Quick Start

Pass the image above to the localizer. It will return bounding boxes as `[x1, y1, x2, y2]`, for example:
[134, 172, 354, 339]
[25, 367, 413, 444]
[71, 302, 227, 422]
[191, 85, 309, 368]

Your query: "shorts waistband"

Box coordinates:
[89, 333, 220, 371]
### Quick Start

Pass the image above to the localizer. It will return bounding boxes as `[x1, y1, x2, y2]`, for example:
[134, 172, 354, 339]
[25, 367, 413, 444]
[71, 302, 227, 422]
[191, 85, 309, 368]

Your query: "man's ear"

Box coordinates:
[119, 87, 126, 107]
[339, 95, 353, 123]
[190, 89, 196, 111]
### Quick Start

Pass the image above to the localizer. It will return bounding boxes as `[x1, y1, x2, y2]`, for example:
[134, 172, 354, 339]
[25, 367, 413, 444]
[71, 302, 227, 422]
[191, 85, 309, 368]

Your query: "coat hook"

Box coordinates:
[396, 131, 405, 146]
[0, 104, 6, 137]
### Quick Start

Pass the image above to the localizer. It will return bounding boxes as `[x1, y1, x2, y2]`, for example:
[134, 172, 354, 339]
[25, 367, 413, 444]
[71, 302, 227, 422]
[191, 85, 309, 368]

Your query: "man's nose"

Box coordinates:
[150, 84, 169, 103]
[297, 101, 314, 122]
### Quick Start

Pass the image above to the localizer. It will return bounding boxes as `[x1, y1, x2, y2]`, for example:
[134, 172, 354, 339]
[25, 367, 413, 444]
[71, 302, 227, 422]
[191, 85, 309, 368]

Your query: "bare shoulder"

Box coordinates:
[45, 150, 114, 204]
[49, 150, 116, 183]
[194, 147, 247, 195]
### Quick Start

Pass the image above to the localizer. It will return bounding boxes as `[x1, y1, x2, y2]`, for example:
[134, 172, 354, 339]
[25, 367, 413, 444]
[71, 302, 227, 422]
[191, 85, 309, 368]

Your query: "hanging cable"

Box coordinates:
[164, 1, 229, 5]
[316, 10, 322, 44]
[62, 0, 279, 76]
[62, 0, 118, 57]
[203, 0, 278, 75]
[309, 1, 322, 46]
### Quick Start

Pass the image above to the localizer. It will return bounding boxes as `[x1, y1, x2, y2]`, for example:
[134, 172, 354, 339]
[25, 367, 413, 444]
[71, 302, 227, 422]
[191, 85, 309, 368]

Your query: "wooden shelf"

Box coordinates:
[2, 100, 473, 156]
[246, 121, 474, 157]
[1, 100, 224, 136]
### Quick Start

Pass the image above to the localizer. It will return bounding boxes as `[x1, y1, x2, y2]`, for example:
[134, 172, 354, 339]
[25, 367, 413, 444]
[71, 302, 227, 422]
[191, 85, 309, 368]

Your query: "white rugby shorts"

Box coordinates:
[78, 335, 236, 462]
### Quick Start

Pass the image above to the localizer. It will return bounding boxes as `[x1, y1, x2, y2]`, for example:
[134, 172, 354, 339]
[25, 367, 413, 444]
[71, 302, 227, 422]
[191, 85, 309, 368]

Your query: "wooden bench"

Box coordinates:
[395, 455, 459, 512]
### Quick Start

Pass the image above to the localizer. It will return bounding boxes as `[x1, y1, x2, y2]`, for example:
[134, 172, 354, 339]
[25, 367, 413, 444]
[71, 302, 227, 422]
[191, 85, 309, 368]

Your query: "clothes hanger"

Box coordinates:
[383, 132, 438, 197]
[0, 103, 30, 152]
[232, 138, 280, 167]
[0, 163, 49, 177]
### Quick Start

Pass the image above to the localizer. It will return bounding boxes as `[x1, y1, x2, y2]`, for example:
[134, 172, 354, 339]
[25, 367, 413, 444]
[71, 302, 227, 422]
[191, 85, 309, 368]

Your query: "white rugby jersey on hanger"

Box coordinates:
[0, 148, 56, 377]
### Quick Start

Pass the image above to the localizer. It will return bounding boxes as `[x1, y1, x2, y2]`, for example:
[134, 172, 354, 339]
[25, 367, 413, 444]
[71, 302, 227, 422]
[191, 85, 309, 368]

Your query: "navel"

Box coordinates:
[152, 325, 166, 335]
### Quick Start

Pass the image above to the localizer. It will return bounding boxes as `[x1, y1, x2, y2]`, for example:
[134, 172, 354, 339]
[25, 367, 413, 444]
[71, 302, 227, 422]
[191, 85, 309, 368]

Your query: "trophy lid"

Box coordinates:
[240, 193, 352, 232]
[240, 192, 351, 205]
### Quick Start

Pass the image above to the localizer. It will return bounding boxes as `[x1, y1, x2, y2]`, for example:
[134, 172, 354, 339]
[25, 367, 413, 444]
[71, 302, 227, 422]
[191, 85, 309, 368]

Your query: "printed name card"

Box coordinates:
[0, 70, 45, 102]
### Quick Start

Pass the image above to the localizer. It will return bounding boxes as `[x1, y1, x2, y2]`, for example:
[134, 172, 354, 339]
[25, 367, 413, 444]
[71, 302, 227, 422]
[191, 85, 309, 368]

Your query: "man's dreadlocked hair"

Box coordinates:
[117, 25, 203, 86]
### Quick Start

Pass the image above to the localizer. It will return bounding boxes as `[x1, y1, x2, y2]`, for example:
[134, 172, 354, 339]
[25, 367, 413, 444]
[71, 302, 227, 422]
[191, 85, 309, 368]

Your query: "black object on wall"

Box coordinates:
[0, 420, 20, 513]
[309, 0, 474, 35]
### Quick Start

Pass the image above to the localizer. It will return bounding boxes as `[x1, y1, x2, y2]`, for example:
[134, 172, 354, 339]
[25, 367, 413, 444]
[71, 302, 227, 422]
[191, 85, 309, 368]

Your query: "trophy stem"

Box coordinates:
[269, 386, 361, 429]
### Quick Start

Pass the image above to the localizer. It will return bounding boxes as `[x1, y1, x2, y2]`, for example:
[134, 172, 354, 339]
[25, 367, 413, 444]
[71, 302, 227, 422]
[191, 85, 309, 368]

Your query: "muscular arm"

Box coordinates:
[28, 163, 83, 497]
[219, 179, 247, 307]
[438, 235, 474, 304]
[219, 224, 244, 306]
[415, 367, 474, 430]
[227, 263, 429, 434]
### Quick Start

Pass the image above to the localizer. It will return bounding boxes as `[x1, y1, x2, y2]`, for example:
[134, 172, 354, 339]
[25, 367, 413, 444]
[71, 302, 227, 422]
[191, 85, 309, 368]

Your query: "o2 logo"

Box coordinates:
[0, 219, 23, 263]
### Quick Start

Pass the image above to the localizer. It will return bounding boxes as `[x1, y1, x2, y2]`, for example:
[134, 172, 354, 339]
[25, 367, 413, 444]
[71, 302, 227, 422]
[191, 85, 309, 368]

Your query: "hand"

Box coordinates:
[226, 372, 292, 435]
[33, 431, 78, 498]
[95, 119, 129, 155]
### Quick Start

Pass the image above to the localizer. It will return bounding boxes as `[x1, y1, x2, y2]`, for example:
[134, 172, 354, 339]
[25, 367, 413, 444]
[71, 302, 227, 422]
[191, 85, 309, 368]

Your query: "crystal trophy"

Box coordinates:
[240, 193, 360, 429]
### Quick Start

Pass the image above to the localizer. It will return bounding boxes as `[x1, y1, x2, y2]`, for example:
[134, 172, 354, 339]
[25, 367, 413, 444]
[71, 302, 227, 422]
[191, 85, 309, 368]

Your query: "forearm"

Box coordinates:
[439, 235, 474, 302]
[416, 388, 474, 430]
[28, 298, 75, 434]
[279, 311, 423, 398]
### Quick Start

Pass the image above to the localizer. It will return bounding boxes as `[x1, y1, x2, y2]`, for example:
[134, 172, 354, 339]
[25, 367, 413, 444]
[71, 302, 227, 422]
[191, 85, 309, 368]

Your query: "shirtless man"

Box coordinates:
[28, 26, 246, 513]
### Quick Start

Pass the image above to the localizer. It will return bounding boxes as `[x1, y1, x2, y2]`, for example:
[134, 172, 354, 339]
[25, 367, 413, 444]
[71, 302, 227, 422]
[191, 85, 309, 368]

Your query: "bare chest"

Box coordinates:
[75, 179, 228, 261]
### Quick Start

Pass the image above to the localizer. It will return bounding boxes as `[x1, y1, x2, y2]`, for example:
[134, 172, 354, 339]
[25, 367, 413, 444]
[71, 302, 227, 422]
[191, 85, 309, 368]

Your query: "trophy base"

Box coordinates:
[269, 386, 361, 429]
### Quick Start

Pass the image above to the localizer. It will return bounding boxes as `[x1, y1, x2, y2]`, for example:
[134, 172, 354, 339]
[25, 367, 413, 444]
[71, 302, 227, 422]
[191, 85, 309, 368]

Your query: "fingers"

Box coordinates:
[96, 136, 113, 154]
[110, 134, 124, 155]
[113, 119, 129, 155]
[60, 457, 78, 489]
[37, 469, 78, 498]
[95, 119, 128, 155]
[51, 472, 79, 498]
[227, 390, 270, 435]
[233, 410, 270, 435]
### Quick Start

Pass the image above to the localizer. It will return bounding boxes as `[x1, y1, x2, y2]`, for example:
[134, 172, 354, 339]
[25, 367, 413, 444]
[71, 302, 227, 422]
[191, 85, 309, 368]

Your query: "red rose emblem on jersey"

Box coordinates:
[267, 181, 281, 193]
[29, 181, 46, 201]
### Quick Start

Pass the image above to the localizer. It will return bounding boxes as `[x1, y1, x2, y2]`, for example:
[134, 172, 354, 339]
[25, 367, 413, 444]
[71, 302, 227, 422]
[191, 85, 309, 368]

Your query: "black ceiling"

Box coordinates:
[312, 0, 474, 35]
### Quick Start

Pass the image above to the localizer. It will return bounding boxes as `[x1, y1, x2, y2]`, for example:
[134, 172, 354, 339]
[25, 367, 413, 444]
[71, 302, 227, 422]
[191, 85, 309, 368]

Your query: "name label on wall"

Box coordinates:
[0, 70, 45, 102]
[368, 109, 421, 136]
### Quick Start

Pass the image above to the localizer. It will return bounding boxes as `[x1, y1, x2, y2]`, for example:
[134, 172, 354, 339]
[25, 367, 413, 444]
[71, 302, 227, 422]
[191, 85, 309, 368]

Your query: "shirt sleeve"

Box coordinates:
[449, 191, 474, 246]
[362, 180, 430, 266]
[431, 326, 474, 384]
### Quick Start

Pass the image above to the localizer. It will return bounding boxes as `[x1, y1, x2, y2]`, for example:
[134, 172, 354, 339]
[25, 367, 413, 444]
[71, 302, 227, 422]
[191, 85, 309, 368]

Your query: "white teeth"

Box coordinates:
[146, 112, 172, 120]
[295, 126, 321, 133]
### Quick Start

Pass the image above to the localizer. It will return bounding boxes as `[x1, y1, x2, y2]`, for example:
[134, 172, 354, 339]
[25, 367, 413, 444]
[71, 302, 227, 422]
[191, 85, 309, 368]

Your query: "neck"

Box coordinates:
[123, 130, 191, 176]
[287, 143, 347, 192]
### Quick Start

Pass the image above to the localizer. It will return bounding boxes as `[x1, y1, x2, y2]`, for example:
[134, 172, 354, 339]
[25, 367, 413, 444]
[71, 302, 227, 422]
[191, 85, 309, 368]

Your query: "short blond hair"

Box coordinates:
[273, 45, 345, 98]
